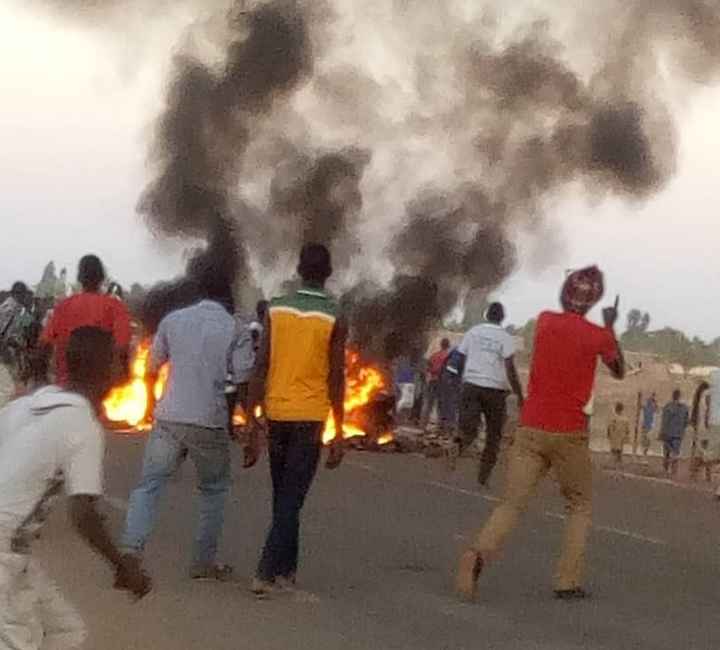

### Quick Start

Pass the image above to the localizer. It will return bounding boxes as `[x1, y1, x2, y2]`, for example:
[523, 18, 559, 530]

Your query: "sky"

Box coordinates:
[1, 3, 719, 340]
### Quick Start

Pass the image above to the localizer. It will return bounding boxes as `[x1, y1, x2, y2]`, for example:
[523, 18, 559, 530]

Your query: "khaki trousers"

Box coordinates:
[474, 427, 592, 590]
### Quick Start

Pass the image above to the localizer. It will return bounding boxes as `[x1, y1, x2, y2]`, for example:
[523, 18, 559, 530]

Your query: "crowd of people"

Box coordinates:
[31, 253, 720, 644]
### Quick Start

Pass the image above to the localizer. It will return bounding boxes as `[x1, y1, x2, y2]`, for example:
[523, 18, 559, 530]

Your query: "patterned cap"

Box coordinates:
[561, 266, 604, 314]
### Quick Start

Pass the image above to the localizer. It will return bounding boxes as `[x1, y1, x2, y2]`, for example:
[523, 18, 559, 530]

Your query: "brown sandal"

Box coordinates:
[456, 550, 484, 601]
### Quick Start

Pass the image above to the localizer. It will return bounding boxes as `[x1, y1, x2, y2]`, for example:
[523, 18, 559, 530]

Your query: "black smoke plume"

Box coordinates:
[136, 0, 312, 328]
[32, 0, 720, 355]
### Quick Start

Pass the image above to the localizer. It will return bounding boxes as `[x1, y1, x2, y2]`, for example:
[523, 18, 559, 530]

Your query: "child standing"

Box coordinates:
[607, 402, 630, 467]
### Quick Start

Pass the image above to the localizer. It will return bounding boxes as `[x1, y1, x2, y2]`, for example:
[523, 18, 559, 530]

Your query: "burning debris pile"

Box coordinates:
[104, 343, 394, 448]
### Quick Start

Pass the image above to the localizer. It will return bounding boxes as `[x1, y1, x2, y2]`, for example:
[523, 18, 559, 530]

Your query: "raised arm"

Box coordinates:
[601, 297, 625, 380]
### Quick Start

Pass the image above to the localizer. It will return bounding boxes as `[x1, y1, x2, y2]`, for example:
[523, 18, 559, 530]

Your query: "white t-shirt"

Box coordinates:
[0, 386, 104, 549]
[458, 323, 516, 390]
[708, 369, 720, 427]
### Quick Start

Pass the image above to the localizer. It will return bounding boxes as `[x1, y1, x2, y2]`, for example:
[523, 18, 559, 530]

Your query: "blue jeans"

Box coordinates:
[121, 420, 232, 569]
[257, 421, 322, 582]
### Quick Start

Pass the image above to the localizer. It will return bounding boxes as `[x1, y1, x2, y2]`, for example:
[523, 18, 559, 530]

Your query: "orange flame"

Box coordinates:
[322, 351, 386, 444]
[103, 341, 167, 428]
[104, 345, 391, 447]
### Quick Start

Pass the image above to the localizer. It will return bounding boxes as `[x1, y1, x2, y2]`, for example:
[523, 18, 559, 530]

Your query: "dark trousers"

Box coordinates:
[457, 383, 508, 485]
[257, 421, 323, 582]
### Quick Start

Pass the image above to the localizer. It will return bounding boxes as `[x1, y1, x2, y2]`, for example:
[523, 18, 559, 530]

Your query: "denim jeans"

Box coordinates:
[121, 420, 232, 569]
[256, 421, 323, 582]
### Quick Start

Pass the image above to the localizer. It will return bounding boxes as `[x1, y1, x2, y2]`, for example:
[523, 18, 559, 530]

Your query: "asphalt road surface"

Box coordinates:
[36, 432, 720, 650]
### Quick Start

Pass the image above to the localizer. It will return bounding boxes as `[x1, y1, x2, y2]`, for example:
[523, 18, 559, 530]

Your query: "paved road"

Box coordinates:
[36, 433, 720, 650]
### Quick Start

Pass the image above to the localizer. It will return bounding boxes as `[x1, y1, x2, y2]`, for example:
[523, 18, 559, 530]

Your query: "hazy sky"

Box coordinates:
[1, 3, 718, 339]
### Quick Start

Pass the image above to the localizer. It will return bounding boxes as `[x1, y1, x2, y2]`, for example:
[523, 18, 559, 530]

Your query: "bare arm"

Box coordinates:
[69, 495, 151, 598]
[69, 495, 123, 567]
[602, 298, 625, 380]
[504, 356, 524, 407]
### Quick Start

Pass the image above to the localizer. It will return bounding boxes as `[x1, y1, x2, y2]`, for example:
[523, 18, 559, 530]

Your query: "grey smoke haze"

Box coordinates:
[33, 0, 720, 354]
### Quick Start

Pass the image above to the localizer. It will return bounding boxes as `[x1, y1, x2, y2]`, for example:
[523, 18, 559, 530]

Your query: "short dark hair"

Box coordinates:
[66, 327, 114, 388]
[615, 402, 624, 414]
[10, 282, 29, 299]
[486, 302, 505, 324]
[78, 255, 106, 290]
[191, 258, 234, 311]
[298, 243, 332, 285]
[672, 389, 682, 401]
[440, 338, 451, 349]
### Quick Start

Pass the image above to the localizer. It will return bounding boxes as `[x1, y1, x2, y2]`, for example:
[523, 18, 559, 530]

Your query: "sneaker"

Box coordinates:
[554, 588, 591, 601]
[190, 564, 234, 582]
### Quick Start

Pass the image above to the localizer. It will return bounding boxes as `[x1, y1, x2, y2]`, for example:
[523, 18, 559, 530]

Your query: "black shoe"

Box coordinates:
[554, 588, 591, 601]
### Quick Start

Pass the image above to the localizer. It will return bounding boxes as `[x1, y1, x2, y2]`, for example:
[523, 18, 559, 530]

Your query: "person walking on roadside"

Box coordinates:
[456, 266, 624, 602]
[641, 393, 658, 457]
[41, 255, 131, 386]
[659, 389, 689, 478]
[607, 402, 630, 467]
[248, 243, 346, 596]
[421, 338, 451, 430]
[453, 303, 524, 486]
[120, 262, 255, 581]
[0, 327, 150, 649]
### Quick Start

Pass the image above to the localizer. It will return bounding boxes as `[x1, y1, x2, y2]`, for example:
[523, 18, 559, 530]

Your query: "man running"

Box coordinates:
[120, 262, 254, 581]
[0, 327, 150, 649]
[456, 266, 624, 601]
[248, 243, 345, 596]
[454, 302, 524, 486]
[41, 255, 131, 385]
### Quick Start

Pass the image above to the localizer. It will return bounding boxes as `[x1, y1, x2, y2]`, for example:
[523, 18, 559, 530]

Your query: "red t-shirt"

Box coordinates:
[41, 293, 131, 385]
[428, 349, 450, 381]
[521, 311, 618, 433]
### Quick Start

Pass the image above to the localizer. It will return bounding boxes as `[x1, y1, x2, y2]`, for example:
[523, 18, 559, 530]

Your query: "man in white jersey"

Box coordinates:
[0, 327, 150, 650]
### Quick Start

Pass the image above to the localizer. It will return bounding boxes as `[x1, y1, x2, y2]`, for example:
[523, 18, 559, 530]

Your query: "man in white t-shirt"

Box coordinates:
[454, 303, 524, 486]
[0, 327, 150, 650]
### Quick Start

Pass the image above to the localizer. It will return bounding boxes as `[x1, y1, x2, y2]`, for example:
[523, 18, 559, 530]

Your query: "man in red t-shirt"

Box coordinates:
[41, 255, 131, 386]
[421, 338, 451, 430]
[456, 266, 624, 602]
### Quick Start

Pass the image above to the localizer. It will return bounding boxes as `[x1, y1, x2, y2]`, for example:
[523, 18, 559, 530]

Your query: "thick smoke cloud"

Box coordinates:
[137, 0, 313, 327]
[32, 0, 720, 354]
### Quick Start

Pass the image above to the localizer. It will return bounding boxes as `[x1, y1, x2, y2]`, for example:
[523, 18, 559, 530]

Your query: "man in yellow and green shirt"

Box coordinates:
[248, 243, 346, 594]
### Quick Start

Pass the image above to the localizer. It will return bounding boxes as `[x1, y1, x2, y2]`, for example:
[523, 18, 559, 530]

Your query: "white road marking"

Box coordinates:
[105, 497, 129, 512]
[426, 481, 502, 503]
[348, 461, 668, 547]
